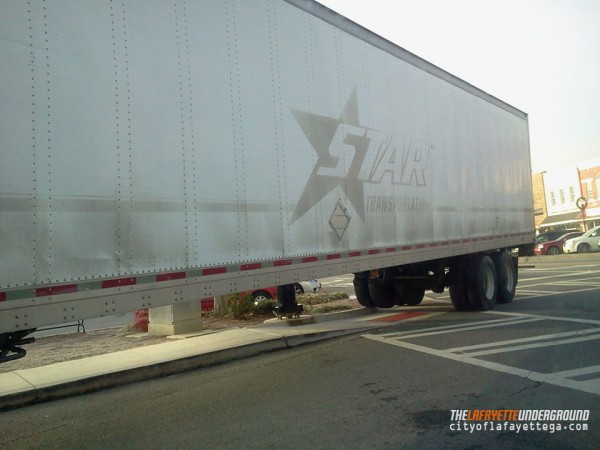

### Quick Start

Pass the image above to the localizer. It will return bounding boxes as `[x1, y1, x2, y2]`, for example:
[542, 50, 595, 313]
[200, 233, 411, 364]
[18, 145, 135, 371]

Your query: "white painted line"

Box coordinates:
[519, 270, 598, 282]
[549, 364, 600, 379]
[362, 334, 600, 396]
[487, 310, 600, 326]
[525, 265, 599, 271]
[515, 290, 557, 296]
[463, 334, 600, 357]
[445, 328, 600, 353]
[517, 285, 600, 297]
[578, 379, 600, 396]
[380, 318, 542, 340]
[377, 316, 533, 338]
[356, 311, 446, 323]
[554, 281, 600, 287]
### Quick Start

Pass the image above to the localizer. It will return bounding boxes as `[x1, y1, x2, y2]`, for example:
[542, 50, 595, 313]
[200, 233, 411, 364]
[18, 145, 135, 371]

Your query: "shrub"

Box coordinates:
[227, 293, 254, 319]
[252, 298, 277, 316]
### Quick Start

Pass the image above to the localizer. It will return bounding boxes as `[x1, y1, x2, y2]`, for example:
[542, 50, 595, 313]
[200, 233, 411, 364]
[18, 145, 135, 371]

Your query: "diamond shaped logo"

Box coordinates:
[329, 200, 351, 241]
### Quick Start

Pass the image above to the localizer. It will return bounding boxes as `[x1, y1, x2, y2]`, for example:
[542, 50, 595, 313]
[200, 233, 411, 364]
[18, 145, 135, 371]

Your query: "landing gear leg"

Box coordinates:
[0, 329, 36, 364]
[274, 284, 303, 319]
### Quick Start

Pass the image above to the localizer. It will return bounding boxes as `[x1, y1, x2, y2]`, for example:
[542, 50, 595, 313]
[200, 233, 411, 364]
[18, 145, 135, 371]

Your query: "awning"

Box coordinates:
[540, 211, 582, 228]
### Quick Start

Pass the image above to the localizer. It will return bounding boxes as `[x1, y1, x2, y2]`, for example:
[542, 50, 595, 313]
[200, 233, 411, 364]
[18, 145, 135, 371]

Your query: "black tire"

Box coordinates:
[449, 260, 472, 311]
[577, 243, 591, 253]
[547, 246, 560, 256]
[449, 283, 472, 311]
[397, 285, 425, 306]
[466, 254, 497, 311]
[294, 283, 304, 295]
[368, 278, 396, 308]
[493, 251, 516, 304]
[353, 274, 375, 307]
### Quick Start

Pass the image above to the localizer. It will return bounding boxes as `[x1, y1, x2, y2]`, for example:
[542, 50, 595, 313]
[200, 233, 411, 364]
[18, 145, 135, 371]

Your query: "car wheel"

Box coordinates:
[577, 243, 591, 253]
[547, 246, 560, 256]
[293, 283, 304, 295]
[252, 290, 272, 303]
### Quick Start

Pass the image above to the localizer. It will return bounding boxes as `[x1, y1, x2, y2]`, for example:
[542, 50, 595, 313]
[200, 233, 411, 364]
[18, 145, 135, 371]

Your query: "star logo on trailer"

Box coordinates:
[290, 88, 431, 224]
[290, 89, 367, 224]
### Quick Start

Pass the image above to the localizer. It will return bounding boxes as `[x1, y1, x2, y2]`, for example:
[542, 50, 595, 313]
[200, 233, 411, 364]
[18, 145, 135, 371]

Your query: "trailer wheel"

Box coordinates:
[466, 254, 497, 311]
[368, 278, 396, 308]
[449, 283, 472, 311]
[396, 285, 425, 306]
[353, 273, 375, 307]
[493, 251, 516, 304]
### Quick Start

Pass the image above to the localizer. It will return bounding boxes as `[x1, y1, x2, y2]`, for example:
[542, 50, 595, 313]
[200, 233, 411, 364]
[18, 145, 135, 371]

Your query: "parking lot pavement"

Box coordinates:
[364, 310, 600, 397]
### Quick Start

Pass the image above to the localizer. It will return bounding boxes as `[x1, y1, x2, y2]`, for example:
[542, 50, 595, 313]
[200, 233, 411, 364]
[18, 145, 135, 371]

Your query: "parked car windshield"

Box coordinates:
[581, 227, 599, 238]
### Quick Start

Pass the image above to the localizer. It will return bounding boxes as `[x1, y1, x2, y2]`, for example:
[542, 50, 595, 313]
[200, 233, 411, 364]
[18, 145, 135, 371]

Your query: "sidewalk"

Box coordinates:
[0, 307, 424, 411]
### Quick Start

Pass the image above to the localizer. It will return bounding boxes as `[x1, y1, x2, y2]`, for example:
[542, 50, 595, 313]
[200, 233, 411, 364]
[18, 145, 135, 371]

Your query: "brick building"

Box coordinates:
[578, 159, 600, 229]
[533, 159, 600, 233]
[531, 172, 547, 230]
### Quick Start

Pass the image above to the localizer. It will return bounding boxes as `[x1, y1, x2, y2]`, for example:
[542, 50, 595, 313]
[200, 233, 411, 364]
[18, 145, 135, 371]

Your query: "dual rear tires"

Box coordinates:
[449, 250, 516, 311]
[354, 250, 516, 312]
[353, 272, 425, 309]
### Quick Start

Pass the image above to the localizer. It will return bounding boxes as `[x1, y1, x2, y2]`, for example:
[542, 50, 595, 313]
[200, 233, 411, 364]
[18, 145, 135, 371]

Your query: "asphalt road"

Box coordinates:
[1, 255, 599, 449]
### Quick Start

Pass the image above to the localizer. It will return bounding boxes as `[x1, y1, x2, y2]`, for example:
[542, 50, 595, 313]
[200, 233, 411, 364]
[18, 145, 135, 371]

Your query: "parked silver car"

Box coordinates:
[563, 225, 600, 253]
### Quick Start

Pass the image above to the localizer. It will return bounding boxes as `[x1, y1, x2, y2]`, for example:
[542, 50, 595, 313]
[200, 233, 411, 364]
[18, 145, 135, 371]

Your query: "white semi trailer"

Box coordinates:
[0, 0, 534, 362]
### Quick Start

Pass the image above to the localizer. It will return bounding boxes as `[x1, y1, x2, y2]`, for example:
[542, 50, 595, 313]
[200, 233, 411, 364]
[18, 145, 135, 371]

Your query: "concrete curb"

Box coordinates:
[0, 326, 371, 411]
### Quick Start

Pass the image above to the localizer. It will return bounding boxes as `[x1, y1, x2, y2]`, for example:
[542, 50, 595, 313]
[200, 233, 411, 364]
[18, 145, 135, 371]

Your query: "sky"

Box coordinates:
[318, 0, 600, 173]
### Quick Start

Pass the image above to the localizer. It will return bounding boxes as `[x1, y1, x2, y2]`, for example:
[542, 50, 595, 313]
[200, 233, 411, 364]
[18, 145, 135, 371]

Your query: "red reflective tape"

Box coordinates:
[101, 278, 136, 289]
[368, 250, 380, 255]
[200, 297, 214, 311]
[439, 241, 450, 246]
[327, 254, 341, 260]
[0, 292, 6, 302]
[302, 256, 318, 263]
[156, 272, 186, 282]
[241, 263, 262, 271]
[36, 284, 78, 297]
[416, 244, 426, 249]
[349, 251, 362, 257]
[401, 245, 412, 251]
[385, 248, 396, 253]
[274, 259, 292, 267]
[202, 267, 227, 276]
[429, 243, 438, 248]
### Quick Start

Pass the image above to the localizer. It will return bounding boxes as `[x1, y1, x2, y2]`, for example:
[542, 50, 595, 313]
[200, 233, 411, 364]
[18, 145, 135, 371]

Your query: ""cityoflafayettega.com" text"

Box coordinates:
[450, 410, 589, 433]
